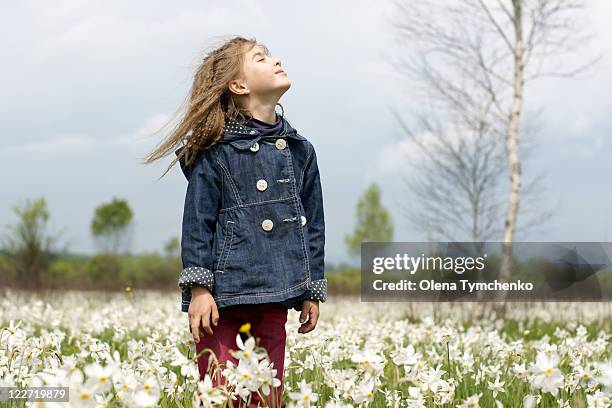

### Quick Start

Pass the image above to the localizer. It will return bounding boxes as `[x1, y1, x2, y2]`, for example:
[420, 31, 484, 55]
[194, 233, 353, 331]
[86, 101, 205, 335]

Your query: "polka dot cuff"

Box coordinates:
[307, 278, 327, 302]
[178, 266, 214, 293]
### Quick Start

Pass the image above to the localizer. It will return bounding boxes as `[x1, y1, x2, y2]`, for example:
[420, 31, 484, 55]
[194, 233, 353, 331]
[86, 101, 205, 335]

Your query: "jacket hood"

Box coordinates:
[175, 115, 305, 180]
[175, 145, 196, 180]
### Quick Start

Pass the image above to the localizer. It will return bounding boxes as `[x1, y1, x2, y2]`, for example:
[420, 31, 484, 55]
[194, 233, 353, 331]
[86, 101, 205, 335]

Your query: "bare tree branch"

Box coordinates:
[386, 0, 599, 258]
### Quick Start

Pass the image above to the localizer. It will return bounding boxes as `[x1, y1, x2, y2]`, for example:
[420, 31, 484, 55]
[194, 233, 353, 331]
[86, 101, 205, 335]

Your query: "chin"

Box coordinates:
[276, 81, 291, 94]
[276, 76, 291, 85]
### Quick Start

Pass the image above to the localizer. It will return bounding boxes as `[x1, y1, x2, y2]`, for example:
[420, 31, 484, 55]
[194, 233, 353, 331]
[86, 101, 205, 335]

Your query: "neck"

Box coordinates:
[245, 98, 279, 124]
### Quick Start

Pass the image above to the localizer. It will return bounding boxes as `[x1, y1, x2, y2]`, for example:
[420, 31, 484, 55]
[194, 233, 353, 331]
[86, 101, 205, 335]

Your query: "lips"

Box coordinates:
[275, 70, 285, 75]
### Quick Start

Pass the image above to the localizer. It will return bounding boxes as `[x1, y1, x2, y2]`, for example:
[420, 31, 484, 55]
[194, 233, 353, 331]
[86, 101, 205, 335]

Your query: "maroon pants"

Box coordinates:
[194, 302, 288, 408]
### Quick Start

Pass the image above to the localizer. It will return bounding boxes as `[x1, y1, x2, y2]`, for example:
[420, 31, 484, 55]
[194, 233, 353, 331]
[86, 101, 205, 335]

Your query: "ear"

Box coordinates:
[228, 78, 249, 96]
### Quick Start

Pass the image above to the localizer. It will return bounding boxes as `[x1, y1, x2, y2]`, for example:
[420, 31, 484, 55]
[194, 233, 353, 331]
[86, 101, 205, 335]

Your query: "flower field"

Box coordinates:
[1, 290, 611, 407]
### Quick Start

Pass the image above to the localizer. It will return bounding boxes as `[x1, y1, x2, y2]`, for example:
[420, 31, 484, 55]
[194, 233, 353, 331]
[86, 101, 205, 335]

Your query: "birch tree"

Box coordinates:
[388, 0, 601, 316]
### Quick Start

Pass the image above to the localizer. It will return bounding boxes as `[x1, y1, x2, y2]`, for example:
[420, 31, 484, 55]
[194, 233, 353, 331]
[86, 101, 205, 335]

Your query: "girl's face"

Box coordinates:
[229, 44, 291, 99]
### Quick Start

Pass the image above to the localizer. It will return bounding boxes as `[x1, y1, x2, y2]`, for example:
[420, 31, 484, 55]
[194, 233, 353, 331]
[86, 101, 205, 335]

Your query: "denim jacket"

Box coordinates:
[175, 115, 327, 313]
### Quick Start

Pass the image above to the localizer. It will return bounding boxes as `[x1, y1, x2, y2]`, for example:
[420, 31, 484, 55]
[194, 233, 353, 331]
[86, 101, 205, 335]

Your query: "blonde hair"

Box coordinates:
[143, 35, 269, 179]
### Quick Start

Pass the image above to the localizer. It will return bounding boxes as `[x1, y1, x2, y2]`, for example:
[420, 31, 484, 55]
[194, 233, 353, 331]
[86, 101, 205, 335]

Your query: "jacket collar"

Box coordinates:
[219, 115, 305, 146]
[175, 115, 306, 178]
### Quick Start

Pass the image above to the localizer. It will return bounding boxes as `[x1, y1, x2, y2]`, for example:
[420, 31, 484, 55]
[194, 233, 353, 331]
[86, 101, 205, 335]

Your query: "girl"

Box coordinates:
[145, 36, 327, 407]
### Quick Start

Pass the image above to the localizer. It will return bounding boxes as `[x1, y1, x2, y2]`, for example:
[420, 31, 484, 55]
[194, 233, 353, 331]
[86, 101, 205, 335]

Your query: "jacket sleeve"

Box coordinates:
[300, 143, 327, 302]
[178, 147, 221, 311]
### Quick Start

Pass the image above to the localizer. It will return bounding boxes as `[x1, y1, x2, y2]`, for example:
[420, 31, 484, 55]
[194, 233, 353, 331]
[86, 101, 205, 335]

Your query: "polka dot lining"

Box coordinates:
[223, 119, 260, 136]
[178, 266, 214, 292]
[307, 278, 327, 302]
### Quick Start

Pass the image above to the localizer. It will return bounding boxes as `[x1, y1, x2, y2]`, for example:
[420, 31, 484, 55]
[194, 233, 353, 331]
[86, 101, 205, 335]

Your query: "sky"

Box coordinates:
[1, 0, 611, 266]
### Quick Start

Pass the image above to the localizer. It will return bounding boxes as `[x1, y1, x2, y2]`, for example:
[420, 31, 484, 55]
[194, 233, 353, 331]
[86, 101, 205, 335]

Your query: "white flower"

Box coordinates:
[487, 375, 505, 398]
[594, 361, 612, 393]
[234, 358, 260, 396]
[287, 379, 318, 407]
[392, 343, 420, 367]
[352, 377, 376, 404]
[513, 362, 528, 379]
[140, 375, 160, 396]
[522, 394, 541, 408]
[70, 381, 98, 408]
[221, 359, 240, 389]
[193, 374, 226, 407]
[530, 351, 564, 396]
[419, 364, 448, 396]
[133, 389, 159, 408]
[0, 320, 26, 352]
[350, 349, 386, 377]
[255, 359, 281, 396]
[113, 372, 139, 401]
[93, 392, 114, 407]
[586, 390, 611, 407]
[458, 392, 483, 408]
[323, 401, 353, 408]
[83, 362, 115, 394]
[231, 333, 266, 366]
[459, 351, 475, 374]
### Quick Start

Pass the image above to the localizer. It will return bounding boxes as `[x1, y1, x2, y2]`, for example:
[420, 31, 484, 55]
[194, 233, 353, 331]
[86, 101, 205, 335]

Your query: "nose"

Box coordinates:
[273, 58, 282, 67]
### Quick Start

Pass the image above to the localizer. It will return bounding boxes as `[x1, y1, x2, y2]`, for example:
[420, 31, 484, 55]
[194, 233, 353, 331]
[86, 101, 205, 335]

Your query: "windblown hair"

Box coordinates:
[142, 35, 269, 179]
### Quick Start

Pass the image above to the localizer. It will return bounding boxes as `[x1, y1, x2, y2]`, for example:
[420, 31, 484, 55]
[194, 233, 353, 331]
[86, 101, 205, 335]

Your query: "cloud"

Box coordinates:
[3, 134, 96, 155]
[375, 138, 420, 174]
[1, 0, 611, 258]
[2, 112, 168, 158]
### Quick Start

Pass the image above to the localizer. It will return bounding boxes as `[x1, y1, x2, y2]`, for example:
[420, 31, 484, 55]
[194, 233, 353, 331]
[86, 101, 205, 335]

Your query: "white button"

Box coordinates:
[301, 215, 307, 226]
[261, 219, 274, 231]
[249, 142, 259, 152]
[249, 130, 256, 135]
[256, 179, 268, 191]
[275, 138, 287, 150]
